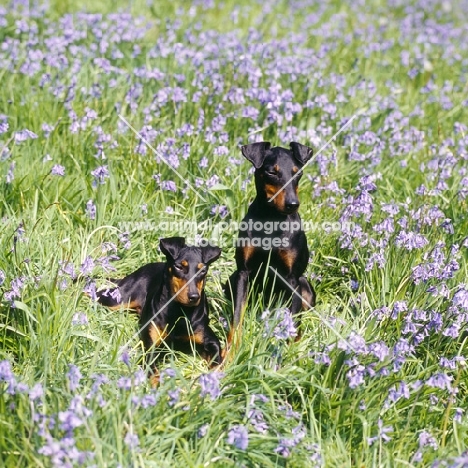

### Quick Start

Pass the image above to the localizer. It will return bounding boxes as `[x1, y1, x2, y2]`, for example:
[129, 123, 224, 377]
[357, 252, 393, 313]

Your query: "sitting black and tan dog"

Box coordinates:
[226, 141, 316, 345]
[96, 237, 222, 385]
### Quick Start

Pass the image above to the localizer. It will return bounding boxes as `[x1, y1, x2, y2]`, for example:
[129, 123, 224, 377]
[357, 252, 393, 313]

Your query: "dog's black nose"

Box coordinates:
[284, 201, 300, 212]
[188, 292, 200, 303]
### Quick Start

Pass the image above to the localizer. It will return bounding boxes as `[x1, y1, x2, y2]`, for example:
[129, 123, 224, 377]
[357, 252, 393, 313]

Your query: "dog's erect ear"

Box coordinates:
[160, 237, 186, 261]
[241, 142, 271, 169]
[201, 245, 222, 266]
[290, 142, 313, 165]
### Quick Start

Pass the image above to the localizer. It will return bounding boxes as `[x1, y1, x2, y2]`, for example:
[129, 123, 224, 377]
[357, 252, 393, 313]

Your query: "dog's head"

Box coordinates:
[160, 237, 221, 306]
[241, 141, 313, 215]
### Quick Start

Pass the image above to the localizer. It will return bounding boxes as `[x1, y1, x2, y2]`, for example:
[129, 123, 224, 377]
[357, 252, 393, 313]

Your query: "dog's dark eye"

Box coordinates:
[174, 264, 183, 271]
[198, 267, 207, 276]
[265, 171, 277, 177]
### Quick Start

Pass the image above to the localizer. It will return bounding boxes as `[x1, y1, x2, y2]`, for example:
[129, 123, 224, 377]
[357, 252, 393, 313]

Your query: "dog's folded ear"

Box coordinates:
[201, 245, 222, 266]
[290, 142, 313, 165]
[241, 142, 271, 169]
[160, 237, 186, 261]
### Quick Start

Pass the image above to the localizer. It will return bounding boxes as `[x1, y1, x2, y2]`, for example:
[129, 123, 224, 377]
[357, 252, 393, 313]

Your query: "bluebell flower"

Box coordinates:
[368, 419, 393, 446]
[426, 372, 453, 391]
[91, 165, 110, 186]
[199, 371, 224, 400]
[50, 164, 65, 176]
[168, 388, 181, 407]
[66, 364, 82, 391]
[247, 408, 268, 434]
[161, 180, 177, 192]
[198, 424, 209, 438]
[227, 424, 249, 450]
[14, 129, 38, 143]
[124, 431, 140, 450]
[80, 257, 95, 276]
[86, 200, 96, 220]
[71, 312, 88, 326]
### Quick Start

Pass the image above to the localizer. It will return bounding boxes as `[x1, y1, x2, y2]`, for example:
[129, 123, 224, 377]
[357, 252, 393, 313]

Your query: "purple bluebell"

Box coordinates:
[346, 365, 366, 388]
[91, 165, 110, 186]
[80, 256, 95, 276]
[42, 123, 54, 137]
[29, 383, 44, 402]
[210, 204, 229, 218]
[66, 364, 82, 391]
[117, 374, 139, 390]
[120, 347, 131, 367]
[58, 410, 83, 432]
[339, 331, 367, 355]
[50, 164, 65, 176]
[124, 431, 140, 450]
[161, 180, 177, 192]
[6, 162, 15, 184]
[385, 382, 410, 408]
[272, 308, 297, 340]
[85, 200, 96, 220]
[168, 388, 181, 407]
[452, 286, 468, 309]
[0, 120, 8, 134]
[215, 145, 229, 156]
[367, 419, 393, 446]
[98, 255, 119, 272]
[198, 424, 209, 438]
[4, 276, 25, 306]
[199, 371, 224, 400]
[369, 341, 389, 362]
[14, 129, 38, 143]
[160, 367, 176, 384]
[310, 351, 331, 366]
[0, 360, 15, 387]
[426, 372, 453, 391]
[71, 312, 88, 326]
[454, 408, 464, 423]
[392, 301, 408, 319]
[418, 430, 438, 449]
[83, 281, 97, 301]
[59, 261, 76, 280]
[227, 424, 249, 450]
[395, 231, 429, 250]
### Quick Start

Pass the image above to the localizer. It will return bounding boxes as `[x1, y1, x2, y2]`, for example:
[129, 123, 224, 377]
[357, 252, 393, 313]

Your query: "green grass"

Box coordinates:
[1, 0, 468, 466]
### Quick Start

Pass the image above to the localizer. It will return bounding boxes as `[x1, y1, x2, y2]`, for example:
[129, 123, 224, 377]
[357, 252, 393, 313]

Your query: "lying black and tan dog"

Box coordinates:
[96, 237, 222, 385]
[226, 141, 316, 344]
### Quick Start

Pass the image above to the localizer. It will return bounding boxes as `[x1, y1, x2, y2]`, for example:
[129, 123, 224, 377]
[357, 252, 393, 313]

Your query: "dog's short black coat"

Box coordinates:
[96, 237, 222, 385]
[226, 141, 316, 342]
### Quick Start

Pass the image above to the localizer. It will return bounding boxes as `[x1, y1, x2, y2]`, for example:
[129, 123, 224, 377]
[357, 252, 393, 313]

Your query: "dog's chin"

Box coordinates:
[176, 298, 201, 307]
[279, 207, 298, 216]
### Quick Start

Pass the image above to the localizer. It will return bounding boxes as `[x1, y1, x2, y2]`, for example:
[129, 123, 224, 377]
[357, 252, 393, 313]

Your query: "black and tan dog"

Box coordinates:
[226, 141, 316, 344]
[96, 237, 222, 385]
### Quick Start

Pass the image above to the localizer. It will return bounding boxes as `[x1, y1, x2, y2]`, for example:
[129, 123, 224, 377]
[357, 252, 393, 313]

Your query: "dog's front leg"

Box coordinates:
[202, 329, 223, 367]
[299, 276, 315, 310]
[285, 274, 304, 339]
[233, 270, 249, 328]
[141, 321, 168, 387]
[226, 270, 249, 348]
[146, 352, 162, 387]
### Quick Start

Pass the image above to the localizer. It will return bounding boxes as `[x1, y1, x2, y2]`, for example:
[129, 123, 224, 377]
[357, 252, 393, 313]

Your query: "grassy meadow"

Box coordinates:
[1, 0, 468, 466]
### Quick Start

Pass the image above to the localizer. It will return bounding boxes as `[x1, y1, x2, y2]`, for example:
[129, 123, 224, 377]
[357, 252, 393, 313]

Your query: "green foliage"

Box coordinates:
[1, 0, 468, 467]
